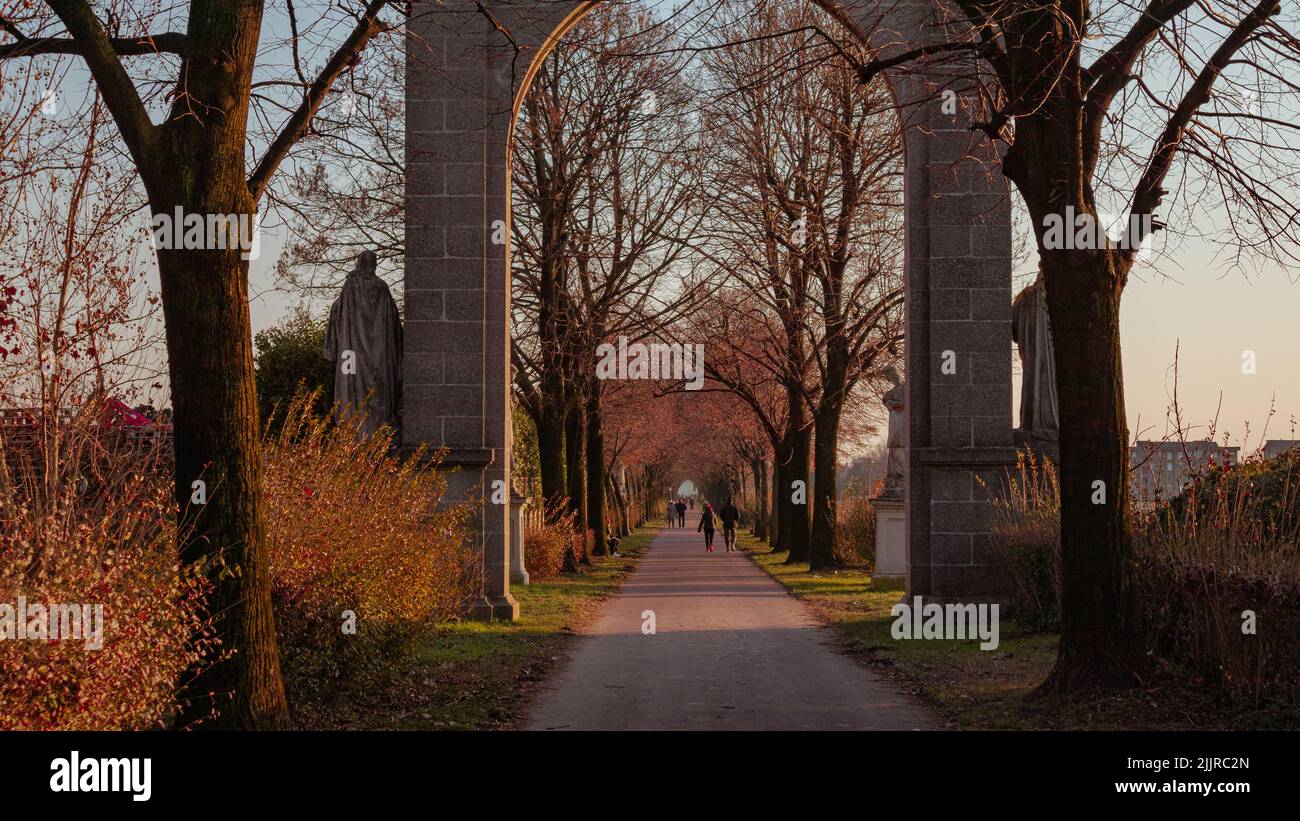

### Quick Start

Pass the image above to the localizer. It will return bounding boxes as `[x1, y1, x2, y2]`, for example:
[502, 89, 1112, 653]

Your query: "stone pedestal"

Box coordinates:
[469, 596, 519, 621]
[509, 491, 529, 586]
[872, 495, 906, 588]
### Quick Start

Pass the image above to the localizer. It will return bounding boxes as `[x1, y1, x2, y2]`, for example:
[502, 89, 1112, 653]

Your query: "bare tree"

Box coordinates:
[271, 25, 406, 296]
[1, 73, 166, 519]
[511, 2, 705, 555]
[1, 0, 403, 728]
[816, 0, 1300, 690]
[696, 0, 904, 566]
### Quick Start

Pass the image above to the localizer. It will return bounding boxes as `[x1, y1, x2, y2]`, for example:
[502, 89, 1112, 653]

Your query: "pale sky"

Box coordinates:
[250, 219, 1300, 458]
[24, 1, 1293, 450]
[1117, 244, 1299, 451]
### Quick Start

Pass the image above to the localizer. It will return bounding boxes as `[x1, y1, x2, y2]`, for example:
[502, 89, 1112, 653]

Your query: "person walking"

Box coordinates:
[697, 502, 717, 552]
[666, 500, 676, 528]
[719, 496, 740, 551]
[675, 498, 687, 528]
[605, 516, 622, 556]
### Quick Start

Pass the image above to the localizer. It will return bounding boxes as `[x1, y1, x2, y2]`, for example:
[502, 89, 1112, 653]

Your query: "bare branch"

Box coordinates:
[248, 0, 393, 202]
[41, 0, 157, 175]
[0, 31, 189, 60]
[1131, 0, 1280, 223]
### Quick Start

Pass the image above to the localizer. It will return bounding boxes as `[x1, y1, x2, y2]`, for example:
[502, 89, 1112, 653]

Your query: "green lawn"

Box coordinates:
[737, 530, 1287, 730]
[297, 523, 659, 730]
[296, 521, 1288, 730]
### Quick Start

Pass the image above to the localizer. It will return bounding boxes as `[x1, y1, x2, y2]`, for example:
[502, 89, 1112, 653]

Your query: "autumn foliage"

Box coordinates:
[263, 393, 479, 709]
[0, 410, 211, 730]
[0, 391, 481, 729]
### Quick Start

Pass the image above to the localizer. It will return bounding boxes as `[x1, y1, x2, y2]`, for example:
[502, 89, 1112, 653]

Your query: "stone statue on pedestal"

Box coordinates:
[881, 366, 906, 498]
[1012, 265, 1059, 453]
[871, 365, 908, 583]
[324, 250, 403, 434]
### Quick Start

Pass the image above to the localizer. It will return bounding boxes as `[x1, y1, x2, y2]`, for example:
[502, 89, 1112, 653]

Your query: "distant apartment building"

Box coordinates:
[1129, 440, 1239, 504]
[1262, 440, 1300, 460]
[1129, 439, 1300, 504]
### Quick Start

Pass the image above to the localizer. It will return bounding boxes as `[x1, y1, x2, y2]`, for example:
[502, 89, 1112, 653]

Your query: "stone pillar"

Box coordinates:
[405, 2, 525, 621]
[509, 490, 529, 586]
[894, 58, 1016, 605]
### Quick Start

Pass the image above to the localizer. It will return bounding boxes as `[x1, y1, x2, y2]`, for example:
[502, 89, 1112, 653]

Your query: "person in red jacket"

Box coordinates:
[697, 503, 717, 552]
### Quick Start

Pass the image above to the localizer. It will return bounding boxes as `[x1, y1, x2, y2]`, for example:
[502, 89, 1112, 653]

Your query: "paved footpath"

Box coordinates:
[526, 511, 937, 730]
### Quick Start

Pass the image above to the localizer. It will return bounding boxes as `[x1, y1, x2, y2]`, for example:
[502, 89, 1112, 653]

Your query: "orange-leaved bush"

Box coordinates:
[0, 411, 211, 730]
[520, 502, 585, 581]
[263, 393, 480, 705]
[835, 478, 880, 567]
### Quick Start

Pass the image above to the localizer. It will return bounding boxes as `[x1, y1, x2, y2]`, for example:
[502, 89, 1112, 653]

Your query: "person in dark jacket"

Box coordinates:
[675, 499, 687, 528]
[697, 503, 717, 552]
[719, 496, 741, 552]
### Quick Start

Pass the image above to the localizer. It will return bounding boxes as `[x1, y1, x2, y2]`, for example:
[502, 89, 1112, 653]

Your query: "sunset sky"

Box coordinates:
[34, 0, 1297, 455]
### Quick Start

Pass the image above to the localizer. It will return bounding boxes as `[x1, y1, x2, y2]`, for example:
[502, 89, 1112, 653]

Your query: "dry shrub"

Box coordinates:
[264, 393, 479, 702]
[988, 452, 1062, 630]
[0, 408, 210, 730]
[0, 389, 482, 728]
[1135, 562, 1300, 704]
[1134, 451, 1300, 704]
[523, 503, 582, 582]
[990, 448, 1300, 705]
[523, 524, 568, 582]
[835, 478, 879, 567]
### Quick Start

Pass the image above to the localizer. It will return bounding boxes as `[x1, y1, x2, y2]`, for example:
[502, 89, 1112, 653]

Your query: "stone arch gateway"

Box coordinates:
[404, 0, 1015, 620]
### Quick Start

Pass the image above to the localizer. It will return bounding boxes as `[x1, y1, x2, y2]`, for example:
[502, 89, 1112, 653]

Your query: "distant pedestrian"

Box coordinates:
[675, 499, 687, 527]
[666, 500, 675, 527]
[606, 516, 622, 556]
[719, 496, 740, 551]
[697, 503, 716, 552]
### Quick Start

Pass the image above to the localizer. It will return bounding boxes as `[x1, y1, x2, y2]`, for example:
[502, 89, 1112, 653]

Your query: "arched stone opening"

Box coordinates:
[404, 0, 1014, 619]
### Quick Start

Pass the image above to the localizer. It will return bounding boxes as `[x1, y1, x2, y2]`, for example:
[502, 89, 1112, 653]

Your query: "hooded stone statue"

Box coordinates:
[881, 365, 906, 497]
[1012, 265, 1059, 449]
[324, 250, 402, 434]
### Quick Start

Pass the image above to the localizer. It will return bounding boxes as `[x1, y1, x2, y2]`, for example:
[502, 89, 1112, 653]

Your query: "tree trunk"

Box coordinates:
[149, 2, 288, 728]
[607, 468, 627, 536]
[1039, 251, 1146, 691]
[564, 407, 590, 564]
[783, 424, 812, 564]
[774, 450, 789, 552]
[752, 458, 768, 540]
[639, 471, 651, 524]
[158, 239, 287, 729]
[536, 404, 567, 517]
[768, 456, 779, 549]
[585, 394, 608, 556]
[810, 399, 843, 570]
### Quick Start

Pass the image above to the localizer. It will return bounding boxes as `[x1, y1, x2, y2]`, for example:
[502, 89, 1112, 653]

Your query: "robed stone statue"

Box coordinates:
[881, 366, 906, 497]
[1012, 265, 1059, 450]
[324, 250, 402, 434]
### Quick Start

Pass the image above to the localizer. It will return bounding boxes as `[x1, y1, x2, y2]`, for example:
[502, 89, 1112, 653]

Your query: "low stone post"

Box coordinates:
[509, 490, 529, 586]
